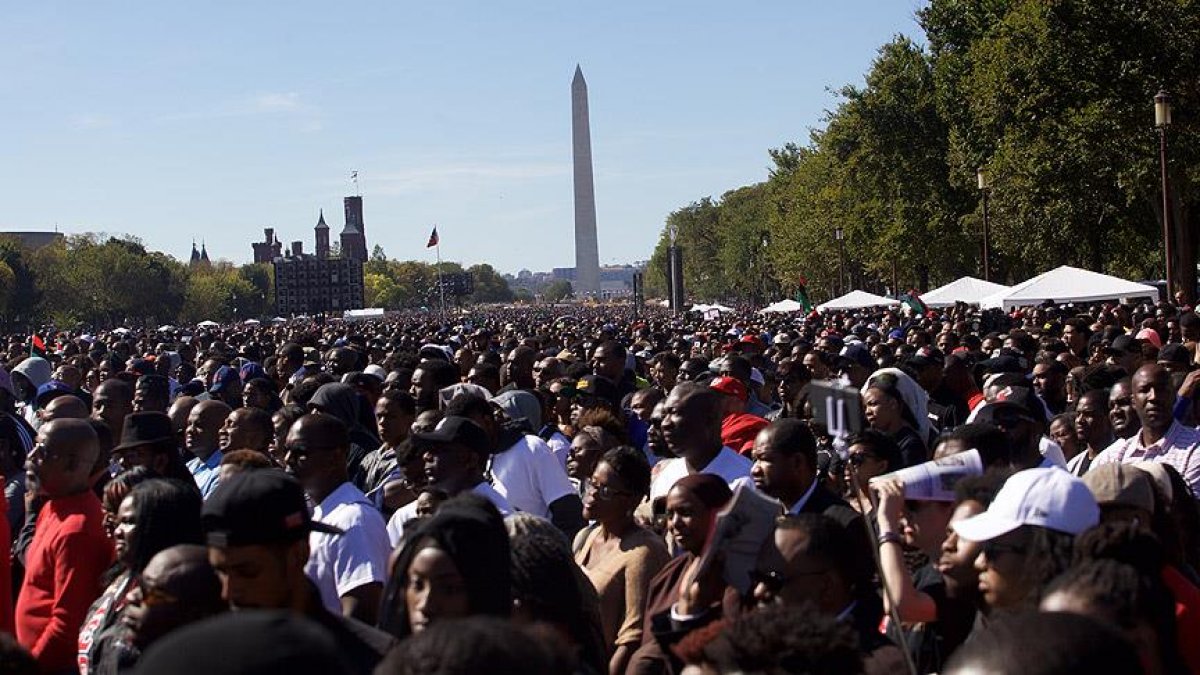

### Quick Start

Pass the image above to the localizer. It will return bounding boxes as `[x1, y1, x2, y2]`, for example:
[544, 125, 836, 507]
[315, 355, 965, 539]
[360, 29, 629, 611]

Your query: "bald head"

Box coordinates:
[662, 383, 724, 460]
[133, 544, 224, 648]
[42, 394, 90, 421]
[219, 407, 274, 453]
[34, 418, 99, 496]
[186, 400, 232, 460]
[283, 413, 350, 500]
[168, 396, 198, 434]
[146, 543, 214, 583]
[286, 412, 349, 452]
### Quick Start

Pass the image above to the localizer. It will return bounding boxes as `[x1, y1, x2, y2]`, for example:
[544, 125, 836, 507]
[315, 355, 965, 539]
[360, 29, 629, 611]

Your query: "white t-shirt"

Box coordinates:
[489, 434, 576, 518]
[305, 482, 391, 615]
[545, 431, 572, 473]
[649, 446, 753, 502]
[385, 481, 513, 548]
[1039, 436, 1068, 468]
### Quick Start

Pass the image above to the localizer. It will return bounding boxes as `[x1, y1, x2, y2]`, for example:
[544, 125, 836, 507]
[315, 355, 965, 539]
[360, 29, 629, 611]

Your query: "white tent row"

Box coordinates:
[980, 265, 1158, 310]
[690, 303, 736, 314]
[759, 299, 805, 313]
[921, 277, 1011, 308]
[816, 290, 899, 312]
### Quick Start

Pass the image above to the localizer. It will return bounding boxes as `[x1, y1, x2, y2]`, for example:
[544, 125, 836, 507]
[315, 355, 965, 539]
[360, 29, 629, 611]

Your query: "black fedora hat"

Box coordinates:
[113, 411, 176, 452]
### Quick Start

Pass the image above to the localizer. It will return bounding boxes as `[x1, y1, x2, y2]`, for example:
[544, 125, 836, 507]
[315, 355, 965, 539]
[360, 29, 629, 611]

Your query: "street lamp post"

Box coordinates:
[1156, 89, 1175, 304]
[977, 168, 992, 282]
[834, 226, 846, 296]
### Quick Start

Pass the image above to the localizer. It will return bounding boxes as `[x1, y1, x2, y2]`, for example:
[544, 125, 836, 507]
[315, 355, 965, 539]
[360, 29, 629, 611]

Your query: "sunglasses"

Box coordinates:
[981, 540, 1027, 562]
[747, 566, 827, 592]
[585, 483, 633, 500]
[847, 453, 879, 467]
[140, 584, 179, 608]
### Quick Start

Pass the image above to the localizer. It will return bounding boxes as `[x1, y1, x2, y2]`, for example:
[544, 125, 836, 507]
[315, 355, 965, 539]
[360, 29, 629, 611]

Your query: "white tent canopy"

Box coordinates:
[760, 299, 805, 314]
[922, 277, 1011, 308]
[980, 265, 1158, 310]
[690, 303, 735, 314]
[196, 320, 219, 328]
[817, 290, 899, 312]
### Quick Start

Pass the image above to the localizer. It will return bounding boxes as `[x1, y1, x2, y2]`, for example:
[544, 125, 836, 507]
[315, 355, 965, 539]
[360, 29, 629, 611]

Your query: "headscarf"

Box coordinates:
[309, 382, 379, 449]
[864, 367, 932, 441]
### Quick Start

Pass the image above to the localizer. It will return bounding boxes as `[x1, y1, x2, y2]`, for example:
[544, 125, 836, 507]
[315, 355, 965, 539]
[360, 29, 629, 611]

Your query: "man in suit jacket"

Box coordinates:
[749, 419, 851, 516]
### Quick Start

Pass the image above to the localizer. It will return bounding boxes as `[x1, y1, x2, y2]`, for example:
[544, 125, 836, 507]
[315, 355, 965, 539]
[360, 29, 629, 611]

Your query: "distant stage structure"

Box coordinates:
[572, 65, 601, 298]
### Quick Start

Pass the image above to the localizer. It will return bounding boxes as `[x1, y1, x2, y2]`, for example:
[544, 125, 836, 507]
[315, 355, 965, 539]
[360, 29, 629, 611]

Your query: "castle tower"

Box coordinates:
[315, 209, 330, 259]
[340, 196, 367, 262]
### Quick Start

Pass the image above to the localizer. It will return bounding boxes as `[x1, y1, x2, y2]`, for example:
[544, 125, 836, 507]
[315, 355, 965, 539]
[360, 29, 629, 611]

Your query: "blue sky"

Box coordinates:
[0, 1, 926, 274]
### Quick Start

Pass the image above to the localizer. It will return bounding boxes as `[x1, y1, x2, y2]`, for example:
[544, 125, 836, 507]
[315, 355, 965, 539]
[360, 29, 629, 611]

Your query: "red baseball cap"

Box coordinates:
[737, 335, 765, 350]
[710, 376, 749, 401]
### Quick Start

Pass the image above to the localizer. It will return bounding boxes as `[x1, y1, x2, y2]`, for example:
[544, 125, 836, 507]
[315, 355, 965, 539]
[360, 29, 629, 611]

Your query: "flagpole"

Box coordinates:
[435, 236, 447, 324]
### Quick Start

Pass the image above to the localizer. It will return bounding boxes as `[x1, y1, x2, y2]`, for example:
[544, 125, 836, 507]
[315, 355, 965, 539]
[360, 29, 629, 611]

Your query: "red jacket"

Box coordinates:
[1163, 564, 1200, 675]
[721, 412, 770, 456]
[15, 491, 113, 674]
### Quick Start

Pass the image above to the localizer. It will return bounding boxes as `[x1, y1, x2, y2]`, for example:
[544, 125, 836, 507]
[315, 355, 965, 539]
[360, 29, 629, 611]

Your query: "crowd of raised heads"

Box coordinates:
[0, 298, 1198, 674]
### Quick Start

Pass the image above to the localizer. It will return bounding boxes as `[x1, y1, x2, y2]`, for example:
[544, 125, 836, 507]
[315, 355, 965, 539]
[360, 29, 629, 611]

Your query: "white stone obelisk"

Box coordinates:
[572, 65, 601, 299]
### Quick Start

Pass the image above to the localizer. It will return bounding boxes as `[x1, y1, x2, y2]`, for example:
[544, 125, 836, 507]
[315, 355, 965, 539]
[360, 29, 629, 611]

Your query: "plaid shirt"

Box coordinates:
[1092, 420, 1200, 498]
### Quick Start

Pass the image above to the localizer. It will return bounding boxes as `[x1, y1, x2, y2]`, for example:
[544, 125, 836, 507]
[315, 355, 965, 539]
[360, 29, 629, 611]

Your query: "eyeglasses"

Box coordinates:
[29, 443, 64, 463]
[585, 483, 633, 500]
[140, 584, 178, 608]
[847, 453, 878, 467]
[981, 540, 1027, 562]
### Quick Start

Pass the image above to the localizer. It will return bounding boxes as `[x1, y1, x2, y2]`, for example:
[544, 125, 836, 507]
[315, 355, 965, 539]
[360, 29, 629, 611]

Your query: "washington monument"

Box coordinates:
[572, 65, 601, 298]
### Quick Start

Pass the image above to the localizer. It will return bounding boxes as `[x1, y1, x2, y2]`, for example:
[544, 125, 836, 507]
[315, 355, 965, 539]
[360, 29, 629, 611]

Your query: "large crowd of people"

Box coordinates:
[0, 298, 1197, 674]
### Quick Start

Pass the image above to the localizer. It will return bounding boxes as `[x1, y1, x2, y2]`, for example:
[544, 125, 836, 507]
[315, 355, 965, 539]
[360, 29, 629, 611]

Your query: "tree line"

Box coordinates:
[645, 0, 1198, 305]
[0, 235, 519, 330]
[363, 245, 519, 309]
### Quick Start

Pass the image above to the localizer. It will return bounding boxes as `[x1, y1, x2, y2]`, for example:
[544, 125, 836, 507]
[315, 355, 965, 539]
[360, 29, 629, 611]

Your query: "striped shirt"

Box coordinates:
[1092, 421, 1200, 498]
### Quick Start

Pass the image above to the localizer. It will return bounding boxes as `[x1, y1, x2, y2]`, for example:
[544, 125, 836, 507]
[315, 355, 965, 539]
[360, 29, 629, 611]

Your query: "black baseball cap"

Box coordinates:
[905, 346, 945, 371]
[977, 385, 1048, 425]
[411, 415, 491, 457]
[1158, 343, 1191, 368]
[202, 470, 341, 547]
[572, 375, 619, 406]
[1104, 334, 1140, 356]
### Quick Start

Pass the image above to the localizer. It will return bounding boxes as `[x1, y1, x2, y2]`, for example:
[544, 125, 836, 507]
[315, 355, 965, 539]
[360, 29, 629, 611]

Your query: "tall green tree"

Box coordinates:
[921, 0, 1200, 289]
[467, 263, 514, 303]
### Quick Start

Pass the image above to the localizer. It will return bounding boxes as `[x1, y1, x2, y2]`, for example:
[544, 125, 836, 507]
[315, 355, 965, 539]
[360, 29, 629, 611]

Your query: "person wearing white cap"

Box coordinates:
[952, 468, 1099, 613]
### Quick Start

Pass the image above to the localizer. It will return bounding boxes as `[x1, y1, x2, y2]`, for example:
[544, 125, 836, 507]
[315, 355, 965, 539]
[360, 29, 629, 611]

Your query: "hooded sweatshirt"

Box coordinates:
[309, 383, 380, 490]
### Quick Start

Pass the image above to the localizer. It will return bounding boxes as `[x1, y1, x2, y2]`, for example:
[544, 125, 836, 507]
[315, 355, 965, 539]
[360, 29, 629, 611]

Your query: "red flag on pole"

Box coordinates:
[426, 227, 439, 248]
[30, 334, 47, 357]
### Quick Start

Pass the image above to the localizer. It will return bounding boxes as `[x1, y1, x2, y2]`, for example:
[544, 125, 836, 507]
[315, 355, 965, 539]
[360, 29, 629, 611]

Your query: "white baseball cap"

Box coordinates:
[952, 468, 1099, 542]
